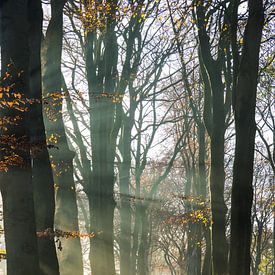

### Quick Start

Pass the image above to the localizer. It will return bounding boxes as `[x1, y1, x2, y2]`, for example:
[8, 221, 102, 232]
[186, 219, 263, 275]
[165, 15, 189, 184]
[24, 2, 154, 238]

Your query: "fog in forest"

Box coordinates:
[0, 1, 274, 275]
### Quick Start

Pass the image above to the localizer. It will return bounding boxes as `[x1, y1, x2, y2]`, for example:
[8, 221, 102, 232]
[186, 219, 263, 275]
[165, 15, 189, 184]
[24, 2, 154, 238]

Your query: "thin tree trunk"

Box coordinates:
[130, 201, 142, 275]
[202, 227, 212, 275]
[253, 224, 263, 275]
[137, 204, 150, 275]
[229, 1, 264, 274]
[198, 124, 211, 275]
[185, 166, 197, 275]
[119, 114, 133, 275]
[130, 129, 143, 275]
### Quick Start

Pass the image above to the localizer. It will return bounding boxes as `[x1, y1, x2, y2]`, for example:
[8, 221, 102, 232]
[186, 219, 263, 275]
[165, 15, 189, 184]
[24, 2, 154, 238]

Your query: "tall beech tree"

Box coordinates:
[42, 0, 83, 274]
[78, 1, 167, 273]
[28, 0, 59, 274]
[82, 0, 119, 274]
[193, 1, 233, 273]
[116, 3, 174, 273]
[0, 0, 50, 274]
[63, 2, 176, 274]
[167, 2, 211, 272]
[0, 9, 40, 275]
[229, 0, 264, 274]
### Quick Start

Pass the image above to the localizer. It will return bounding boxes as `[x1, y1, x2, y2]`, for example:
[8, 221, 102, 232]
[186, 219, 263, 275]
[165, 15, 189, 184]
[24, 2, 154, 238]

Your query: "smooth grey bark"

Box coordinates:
[89, 97, 117, 275]
[170, 8, 210, 269]
[137, 204, 150, 275]
[198, 124, 212, 275]
[84, 1, 119, 274]
[28, 0, 60, 273]
[130, 200, 142, 275]
[229, 0, 264, 274]
[252, 223, 263, 275]
[202, 66, 228, 274]
[202, 227, 212, 275]
[118, 85, 138, 275]
[42, 1, 83, 274]
[194, 3, 230, 272]
[130, 105, 144, 275]
[186, 170, 197, 275]
[118, 8, 147, 273]
[118, 112, 134, 275]
[0, 0, 39, 274]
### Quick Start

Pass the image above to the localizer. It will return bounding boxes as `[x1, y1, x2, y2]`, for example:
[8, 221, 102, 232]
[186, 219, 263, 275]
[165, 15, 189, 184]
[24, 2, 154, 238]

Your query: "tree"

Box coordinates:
[28, 0, 60, 273]
[251, 160, 273, 275]
[81, 1, 120, 274]
[229, 0, 264, 274]
[193, 1, 233, 273]
[0, 0, 40, 273]
[42, 0, 83, 274]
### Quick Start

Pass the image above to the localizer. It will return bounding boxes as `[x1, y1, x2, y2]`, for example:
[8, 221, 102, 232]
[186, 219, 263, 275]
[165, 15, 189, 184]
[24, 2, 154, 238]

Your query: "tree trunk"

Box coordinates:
[185, 167, 200, 275]
[196, 5, 229, 271]
[253, 224, 263, 275]
[202, 227, 212, 275]
[130, 155, 143, 275]
[28, 0, 60, 273]
[0, 1, 39, 273]
[198, 124, 211, 275]
[130, 200, 142, 275]
[137, 204, 150, 275]
[42, 1, 83, 274]
[187, 222, 201, 275]
[208, 75, 228, 275]
[85, 1, 118, 273]
[229, 1, 264, 274]
[89, 97, 116, 275]
[119, 115, 133, 275]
